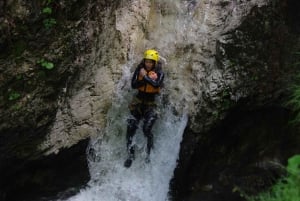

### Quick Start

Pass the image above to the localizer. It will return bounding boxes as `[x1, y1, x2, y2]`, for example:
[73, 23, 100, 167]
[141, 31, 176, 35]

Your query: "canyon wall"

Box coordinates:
[1, 0, 299, 200]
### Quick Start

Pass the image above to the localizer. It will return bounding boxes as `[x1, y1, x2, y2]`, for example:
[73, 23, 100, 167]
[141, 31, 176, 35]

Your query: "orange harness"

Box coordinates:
[137, 71, 160, 94]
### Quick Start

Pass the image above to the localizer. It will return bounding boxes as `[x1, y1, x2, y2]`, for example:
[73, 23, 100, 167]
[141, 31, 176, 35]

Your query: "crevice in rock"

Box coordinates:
[0, 139, 90, 201]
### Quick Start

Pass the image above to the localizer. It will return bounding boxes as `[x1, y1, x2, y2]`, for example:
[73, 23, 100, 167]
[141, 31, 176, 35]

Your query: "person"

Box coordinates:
[124, 49, 164, 168]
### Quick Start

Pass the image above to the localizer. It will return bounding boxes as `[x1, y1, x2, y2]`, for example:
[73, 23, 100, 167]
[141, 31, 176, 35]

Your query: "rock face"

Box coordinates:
[170, 0, 300, 200]
[0, 0, 300, 200]
[0, 0, 95, 199]
[41, 0, 276, 152]
[171, 106, 300, 201]
[2, 139, 90, 201]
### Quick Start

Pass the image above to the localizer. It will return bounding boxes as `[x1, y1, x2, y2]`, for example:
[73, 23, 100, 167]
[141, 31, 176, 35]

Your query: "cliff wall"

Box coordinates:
[0, 0, 299, 200]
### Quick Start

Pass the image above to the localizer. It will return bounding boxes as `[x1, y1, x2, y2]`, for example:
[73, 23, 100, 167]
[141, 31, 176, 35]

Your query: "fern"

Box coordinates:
[285, 80, 300, 124]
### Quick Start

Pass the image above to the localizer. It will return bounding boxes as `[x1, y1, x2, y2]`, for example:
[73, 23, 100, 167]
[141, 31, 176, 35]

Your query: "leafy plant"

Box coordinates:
[43, 18, 57, 29]
[42, 7, 52, 15]
[16, 74, 22, 80]
[8, 91, 21, 101]
[285, 74, 300, 125]
[11, 104, 22, 110]
[246, 155, 300, 201]
[285, 51, 300, 124]
[287, 155, 300, 172]
[45, 0, 53, 4]
[37, 59, 55, 70]
[42, 0, 56, 29]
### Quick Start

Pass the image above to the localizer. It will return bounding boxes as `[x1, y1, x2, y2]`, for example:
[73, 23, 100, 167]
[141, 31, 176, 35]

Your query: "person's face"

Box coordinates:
[144, 59, 155, 71]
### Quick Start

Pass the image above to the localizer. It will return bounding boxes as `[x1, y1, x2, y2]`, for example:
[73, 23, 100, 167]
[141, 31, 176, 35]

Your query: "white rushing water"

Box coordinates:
[62, 63, 188, 201]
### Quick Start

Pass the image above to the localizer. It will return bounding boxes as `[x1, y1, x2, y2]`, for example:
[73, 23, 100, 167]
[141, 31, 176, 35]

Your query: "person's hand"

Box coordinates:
[148, 71, 158, 80]
[139, 68, 146, 77]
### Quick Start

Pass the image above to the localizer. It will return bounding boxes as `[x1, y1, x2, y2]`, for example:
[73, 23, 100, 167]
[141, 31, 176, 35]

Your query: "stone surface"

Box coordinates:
[171, 106, 298, 201]
[0, 139, 90, 201]
[1, 0, 300, 200]
[41, 0, 275, 152]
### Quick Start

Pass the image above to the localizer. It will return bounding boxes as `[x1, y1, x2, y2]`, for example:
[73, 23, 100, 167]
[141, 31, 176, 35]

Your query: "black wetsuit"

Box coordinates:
[126, 61, 164, 162]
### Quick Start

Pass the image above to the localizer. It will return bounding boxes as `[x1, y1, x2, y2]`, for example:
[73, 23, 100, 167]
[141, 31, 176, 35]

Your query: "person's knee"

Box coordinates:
[143, 116, 156, 135]
[126, 118, 139, 141]
[143, 126, 152, 136]
[127, 118, 138, 130]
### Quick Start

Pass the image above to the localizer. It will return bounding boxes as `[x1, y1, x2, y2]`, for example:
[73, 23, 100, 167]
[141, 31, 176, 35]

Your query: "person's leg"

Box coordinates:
[126, 117, 139, 159]
[143, 108, 158, 158]
[124, 116, 139, 168]
[124, 100, 142, 168]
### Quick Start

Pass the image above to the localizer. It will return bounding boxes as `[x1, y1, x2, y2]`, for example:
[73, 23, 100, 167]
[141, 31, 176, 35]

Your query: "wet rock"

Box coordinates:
[1, 0, 300, 200]
[0, 1, 94, 200]
[170, 1, 300, 199]
[0, 139, 90, 201]
[171, 106, 300, 201]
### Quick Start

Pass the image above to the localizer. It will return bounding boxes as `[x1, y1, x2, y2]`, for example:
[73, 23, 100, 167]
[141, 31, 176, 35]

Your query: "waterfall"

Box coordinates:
[49, 0, 273, 200]
[61, 63, 188, 201]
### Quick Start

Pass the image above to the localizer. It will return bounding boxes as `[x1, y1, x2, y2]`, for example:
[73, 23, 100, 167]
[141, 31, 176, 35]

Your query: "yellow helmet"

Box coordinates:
[144, 49, 159, 62]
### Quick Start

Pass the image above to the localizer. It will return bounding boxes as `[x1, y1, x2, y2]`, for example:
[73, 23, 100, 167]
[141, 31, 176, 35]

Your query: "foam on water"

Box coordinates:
[66, 110, 187, 201]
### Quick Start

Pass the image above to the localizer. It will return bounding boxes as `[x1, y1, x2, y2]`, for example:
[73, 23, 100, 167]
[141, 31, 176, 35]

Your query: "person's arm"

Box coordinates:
[131, 65, 145, 89]
[143, 70, 164, 87]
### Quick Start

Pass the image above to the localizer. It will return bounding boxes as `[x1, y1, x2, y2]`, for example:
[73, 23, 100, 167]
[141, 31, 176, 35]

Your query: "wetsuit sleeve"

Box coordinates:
[143, 70, 164, 87]
[131, 66, 145, 89]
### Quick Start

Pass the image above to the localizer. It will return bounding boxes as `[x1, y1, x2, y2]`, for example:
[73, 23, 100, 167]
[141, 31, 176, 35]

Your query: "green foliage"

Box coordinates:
[287, 155, 300, 176]
[43, 18, 57, 29]
[42, 7, 52, 15]
[16, 74, 22, 80]
[212, 110, 219, 118]
[11, 103, 22, 111]
[285, 74, 300, 125]
[8, 91, 21, 101]
[285, 51, 300, 124]
[246, 155, 300, 201]
[37, 59, 55, 70]
[45, 0, 53, 4]
[42, 0, 56, 29]
[291, 52, 300, 66]
[219, 88, 233, 110]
